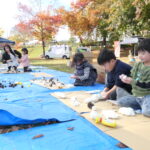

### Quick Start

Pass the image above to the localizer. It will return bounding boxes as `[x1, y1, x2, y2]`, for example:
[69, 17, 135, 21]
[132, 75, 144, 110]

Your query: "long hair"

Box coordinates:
[3, 44, 16, 56]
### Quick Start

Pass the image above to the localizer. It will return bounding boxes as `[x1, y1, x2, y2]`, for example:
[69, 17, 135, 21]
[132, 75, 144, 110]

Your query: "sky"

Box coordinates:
[0, 0, 75, 40]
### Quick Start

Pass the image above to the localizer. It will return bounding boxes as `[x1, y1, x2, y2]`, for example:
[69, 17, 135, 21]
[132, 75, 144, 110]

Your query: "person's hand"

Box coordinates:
[70, 75, 78, 79]
[101, 91, 110, 99]
[7, 60, 12, 63]
[119, 74, 132, 84]
[18, 59, 21, 63]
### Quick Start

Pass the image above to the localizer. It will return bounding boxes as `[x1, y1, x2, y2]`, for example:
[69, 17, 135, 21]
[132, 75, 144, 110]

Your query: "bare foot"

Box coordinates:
[117, 142, 128, 148]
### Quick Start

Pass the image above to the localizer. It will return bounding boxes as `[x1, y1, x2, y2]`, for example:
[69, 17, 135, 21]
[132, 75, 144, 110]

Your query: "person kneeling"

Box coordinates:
[20, 48, 32, 72]
[97, 48, 132, 100]
[118, 38, 150, 117]
[71, 52, 97, 86]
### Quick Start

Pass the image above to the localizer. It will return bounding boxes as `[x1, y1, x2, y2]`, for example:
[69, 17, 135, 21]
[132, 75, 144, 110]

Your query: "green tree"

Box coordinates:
[133, 0, 150, 36]
[108, 0, 150, 38]
[0, 28, 4, 37]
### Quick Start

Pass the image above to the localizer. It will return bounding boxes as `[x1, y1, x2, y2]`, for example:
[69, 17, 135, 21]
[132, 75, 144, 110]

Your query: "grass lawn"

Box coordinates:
[27, 45, 49, 58]
[28, 44, 78, 73]
[27, 44, 78, 59]
[30, 59, 75, 73]
[1, 44, 131, 73]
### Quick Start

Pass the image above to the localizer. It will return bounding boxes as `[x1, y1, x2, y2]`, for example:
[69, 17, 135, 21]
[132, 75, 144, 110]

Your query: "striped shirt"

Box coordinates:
[131, 62, 150, 97]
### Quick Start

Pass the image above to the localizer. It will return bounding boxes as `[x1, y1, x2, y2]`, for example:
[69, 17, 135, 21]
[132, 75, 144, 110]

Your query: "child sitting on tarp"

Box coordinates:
[20, 48, 32, 72]
[2, 45, 21, 72]
[118, 38, 150, 117]
[70, 52, 97, 86]
[97, 48, 132, 100]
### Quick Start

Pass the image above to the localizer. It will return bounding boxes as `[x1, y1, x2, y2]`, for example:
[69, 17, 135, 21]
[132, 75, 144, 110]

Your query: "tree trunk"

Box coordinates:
[102, 36, 106, 46]
[42, 40, 45, 57]
[79, 36, 83, 45]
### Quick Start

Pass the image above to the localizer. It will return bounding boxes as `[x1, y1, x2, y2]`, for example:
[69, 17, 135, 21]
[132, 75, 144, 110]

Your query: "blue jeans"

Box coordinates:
[117, 88, 150, 117]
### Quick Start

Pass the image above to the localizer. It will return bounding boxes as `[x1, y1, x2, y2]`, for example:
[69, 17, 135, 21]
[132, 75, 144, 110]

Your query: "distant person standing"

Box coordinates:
[2, 44, 21, 72]
[20, 48, 32, 72]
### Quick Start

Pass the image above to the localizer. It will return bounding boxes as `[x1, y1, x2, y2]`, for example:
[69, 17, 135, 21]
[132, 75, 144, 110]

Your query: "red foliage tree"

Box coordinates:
[16, 3, 62, 56]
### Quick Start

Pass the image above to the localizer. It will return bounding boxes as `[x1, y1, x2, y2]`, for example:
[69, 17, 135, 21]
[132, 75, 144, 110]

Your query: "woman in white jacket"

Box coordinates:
[2, 45, 21, 72]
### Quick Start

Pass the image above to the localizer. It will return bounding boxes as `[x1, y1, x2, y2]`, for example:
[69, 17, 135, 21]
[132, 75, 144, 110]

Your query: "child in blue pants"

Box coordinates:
[118, 38, 150, 117]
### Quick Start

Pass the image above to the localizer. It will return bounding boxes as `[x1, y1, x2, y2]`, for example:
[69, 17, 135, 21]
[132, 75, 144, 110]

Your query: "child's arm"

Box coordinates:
[71, 67, 90, 80]
[20, 55, 27, 63]
[14, 50, 22, 59]
[134, 81, 150, 88]
[78, 67, 90, 80]
[119, 74, 132, 84]
[120, 74, 150, 88]
[102, 87, 109, 92]
[101, 85, 117, 99]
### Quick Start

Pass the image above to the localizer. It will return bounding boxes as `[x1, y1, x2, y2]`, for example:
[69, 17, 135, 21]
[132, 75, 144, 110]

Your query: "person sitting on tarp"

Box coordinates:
[97, 48, 132, 100]
[118, 38, 150, 117]
[70, 52, 97, 86]
[2, 44, 21, 72]
[19, 48, 32, 72]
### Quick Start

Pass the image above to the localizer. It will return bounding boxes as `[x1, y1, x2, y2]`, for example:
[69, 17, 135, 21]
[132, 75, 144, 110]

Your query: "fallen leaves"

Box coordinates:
[67, 127, 74, 131]
[32, 134, 44, 139]
[0, 120, 59, 134]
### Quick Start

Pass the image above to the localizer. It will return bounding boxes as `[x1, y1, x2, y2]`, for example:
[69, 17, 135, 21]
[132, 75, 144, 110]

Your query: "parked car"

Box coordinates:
[45, 45, 72, 59]
[76, 47, 91, 52]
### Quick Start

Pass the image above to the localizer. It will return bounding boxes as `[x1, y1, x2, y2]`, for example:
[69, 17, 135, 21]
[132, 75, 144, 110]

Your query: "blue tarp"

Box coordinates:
[0, 71, 104, 125]
[0, 69, 131, 150]
[0, 118, 130, 150]
[34, 69, 105, 92]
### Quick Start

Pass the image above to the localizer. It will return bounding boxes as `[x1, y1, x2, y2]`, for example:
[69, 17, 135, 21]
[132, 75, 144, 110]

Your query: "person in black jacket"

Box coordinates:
[97, 48, 132, 100]
[2, 45, 21, 72]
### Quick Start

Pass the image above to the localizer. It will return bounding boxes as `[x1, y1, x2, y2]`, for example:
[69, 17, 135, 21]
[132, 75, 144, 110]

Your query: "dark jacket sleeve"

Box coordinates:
[14, 50, 22, 59]
[2, 53, 9, 63]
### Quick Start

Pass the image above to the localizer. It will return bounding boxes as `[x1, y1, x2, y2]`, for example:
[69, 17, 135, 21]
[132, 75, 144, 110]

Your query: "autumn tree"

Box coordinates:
[29, 11, 61, 56]
[57, 0, 99, 44]
[16, 3, 62, 56]
[11, 21, 32, 43]
[58, 0, 149, 46]
[58, 0, 113, 45]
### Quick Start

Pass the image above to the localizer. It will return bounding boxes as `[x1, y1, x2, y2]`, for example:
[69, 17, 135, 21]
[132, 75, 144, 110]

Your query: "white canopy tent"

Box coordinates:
[114, 37, 144, 57]
[120, 37, 139, 45]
